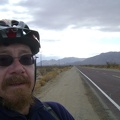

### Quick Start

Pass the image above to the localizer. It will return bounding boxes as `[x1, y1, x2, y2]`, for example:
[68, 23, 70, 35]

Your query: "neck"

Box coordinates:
[17, 105, 30, 115]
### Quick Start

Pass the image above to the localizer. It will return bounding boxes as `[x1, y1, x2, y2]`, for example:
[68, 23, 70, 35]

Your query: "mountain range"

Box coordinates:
[37, 51, 120, 66]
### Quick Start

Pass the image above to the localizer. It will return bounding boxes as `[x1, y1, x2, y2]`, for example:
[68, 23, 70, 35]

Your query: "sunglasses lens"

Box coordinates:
[0, 54, 34, 66]
[0, 55, 13, 66]
[19, 54, 34, 65]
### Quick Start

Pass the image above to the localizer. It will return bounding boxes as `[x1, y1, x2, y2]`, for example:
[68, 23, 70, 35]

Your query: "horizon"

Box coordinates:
[36, 51, 120, 63]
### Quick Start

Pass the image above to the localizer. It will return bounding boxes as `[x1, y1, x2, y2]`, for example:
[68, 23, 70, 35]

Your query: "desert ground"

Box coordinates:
[35, 66, 116, 120]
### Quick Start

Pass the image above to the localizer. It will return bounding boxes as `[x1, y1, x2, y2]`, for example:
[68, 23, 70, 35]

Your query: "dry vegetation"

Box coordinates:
[34, 66, 72, 94]
[81, 63, 120, 70]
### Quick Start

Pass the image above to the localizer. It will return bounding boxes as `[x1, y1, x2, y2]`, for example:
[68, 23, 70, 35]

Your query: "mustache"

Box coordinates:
[2, 75, 30, 89]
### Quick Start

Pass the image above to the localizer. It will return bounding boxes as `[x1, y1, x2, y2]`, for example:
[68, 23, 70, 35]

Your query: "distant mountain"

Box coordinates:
[37, 52, 120, 66]
[37, 57, 85, 66]
[77, 51, 120, 65]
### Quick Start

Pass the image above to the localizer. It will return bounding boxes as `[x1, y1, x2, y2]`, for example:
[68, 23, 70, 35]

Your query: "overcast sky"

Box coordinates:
[0, 0, 120, 60]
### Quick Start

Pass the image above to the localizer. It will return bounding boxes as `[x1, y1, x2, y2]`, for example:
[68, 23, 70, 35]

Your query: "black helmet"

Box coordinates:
[0, 19, 40, 55]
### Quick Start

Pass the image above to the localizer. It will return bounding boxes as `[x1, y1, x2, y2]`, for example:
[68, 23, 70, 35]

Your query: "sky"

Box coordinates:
[0, 0, 120, 60]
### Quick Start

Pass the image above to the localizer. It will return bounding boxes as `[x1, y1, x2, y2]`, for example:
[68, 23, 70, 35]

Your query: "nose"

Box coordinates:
[9, 58, 25, 74]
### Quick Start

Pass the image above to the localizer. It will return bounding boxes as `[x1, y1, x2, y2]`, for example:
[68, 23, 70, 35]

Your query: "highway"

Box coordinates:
[76, 66, 120, 118]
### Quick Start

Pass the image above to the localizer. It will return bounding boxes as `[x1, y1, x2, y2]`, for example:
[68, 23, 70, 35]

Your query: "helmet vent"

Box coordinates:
[6, 29, 16, 38]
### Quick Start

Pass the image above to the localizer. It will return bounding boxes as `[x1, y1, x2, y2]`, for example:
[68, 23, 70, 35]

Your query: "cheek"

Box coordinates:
[26, 66, 35, 86]
[0, 69, 7, 94]
[0, 68, 6, 79]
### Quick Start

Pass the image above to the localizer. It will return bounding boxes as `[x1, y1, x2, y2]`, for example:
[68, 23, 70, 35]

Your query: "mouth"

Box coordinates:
[8, 82, 28, 88]
[2, 75, 31, 90]
[11, 83, 26, 86]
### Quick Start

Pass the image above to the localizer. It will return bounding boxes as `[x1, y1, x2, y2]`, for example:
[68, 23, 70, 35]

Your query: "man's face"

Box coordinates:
[0, 44, 35, 111]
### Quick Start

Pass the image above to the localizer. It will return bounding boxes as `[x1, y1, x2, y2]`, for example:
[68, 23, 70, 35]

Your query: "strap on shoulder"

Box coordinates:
[43, 103, 60, 120]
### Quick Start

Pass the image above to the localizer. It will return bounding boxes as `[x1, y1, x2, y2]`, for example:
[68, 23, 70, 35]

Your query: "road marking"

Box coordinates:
[113, 75, 120, 79]
[77, 68, 120, 111]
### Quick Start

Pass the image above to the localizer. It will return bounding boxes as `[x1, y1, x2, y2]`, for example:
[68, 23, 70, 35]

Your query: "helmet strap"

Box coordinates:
[32, 59, 37, 92]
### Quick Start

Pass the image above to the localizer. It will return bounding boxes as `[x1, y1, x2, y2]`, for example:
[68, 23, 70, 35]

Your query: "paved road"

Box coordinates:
[77, 66, 120, 119]
[36, 67, 101, 120]
[35, 66, 117, 120]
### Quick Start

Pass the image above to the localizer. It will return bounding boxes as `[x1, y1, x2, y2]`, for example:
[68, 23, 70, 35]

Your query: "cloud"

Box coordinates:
[0, 1, 33, 22]
[42, 39, 60, 42]
[0, 0, 120, 58]
[0, 0, 8, 4]
[1, 0, 120, 31]
[15, 0, 120, 32]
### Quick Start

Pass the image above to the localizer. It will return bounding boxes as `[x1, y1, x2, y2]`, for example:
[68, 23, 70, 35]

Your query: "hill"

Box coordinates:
[37, 51, 120, 66]
[37, 57, 85, 66]
[75, 51, 120, 65]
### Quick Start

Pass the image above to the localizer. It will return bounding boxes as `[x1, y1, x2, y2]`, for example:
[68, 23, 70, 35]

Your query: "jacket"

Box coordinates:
[0, 98, 74, 120]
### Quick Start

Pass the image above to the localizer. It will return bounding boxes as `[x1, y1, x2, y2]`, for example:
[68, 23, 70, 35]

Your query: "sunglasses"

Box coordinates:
[0, 54, 34, 66]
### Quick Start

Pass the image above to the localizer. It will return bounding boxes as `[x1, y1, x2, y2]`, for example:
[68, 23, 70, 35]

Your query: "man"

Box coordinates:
[0, 19, 74, 120]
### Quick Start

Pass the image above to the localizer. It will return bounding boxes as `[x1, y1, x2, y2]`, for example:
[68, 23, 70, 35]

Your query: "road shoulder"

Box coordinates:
[35, 66, 115, 120]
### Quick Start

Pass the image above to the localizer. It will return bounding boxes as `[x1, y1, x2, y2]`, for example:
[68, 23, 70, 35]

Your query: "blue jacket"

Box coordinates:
[0, 98, 74, 120]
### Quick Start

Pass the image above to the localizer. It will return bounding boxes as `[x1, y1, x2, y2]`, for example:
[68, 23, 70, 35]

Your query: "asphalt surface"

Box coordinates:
[35, 66, 117, 120]
[77, 66, 120, 119]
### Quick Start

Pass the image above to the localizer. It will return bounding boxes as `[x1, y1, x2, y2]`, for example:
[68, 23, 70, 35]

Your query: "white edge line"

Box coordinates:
[77, 68, 120, 111]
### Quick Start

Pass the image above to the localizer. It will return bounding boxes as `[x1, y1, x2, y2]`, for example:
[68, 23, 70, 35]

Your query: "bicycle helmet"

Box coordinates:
[0, 19, 40, 55]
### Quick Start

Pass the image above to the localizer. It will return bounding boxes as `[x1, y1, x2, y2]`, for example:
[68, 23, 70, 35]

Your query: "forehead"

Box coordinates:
[0, 44, 32, 54]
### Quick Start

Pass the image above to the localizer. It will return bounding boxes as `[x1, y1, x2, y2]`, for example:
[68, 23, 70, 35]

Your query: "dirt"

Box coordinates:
[35, 66, 116, 120]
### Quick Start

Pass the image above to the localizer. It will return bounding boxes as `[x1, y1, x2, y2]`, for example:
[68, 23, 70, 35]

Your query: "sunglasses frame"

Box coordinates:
[0, 54, 35, 66]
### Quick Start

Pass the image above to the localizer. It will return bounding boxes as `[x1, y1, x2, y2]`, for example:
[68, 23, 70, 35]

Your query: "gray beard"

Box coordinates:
[1, 75, 34, 112]
[3, 89, 34, 112]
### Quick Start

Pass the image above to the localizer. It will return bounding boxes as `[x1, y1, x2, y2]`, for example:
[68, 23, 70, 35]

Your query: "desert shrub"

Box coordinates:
[81, 64, 120, 70]
[34, 80, 41, 93]
[40, 71, 58, 82]
[34, 66, 72, 94]
[39, 80, 46, 86]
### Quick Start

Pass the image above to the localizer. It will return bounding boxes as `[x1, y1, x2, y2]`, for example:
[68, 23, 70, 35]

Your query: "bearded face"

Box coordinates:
[0, 44, 35, 114]
[1, 75, 34, 112]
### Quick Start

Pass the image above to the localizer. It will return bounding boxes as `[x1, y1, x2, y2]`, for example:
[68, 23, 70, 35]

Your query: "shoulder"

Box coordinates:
[44, 102, 74, 120]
